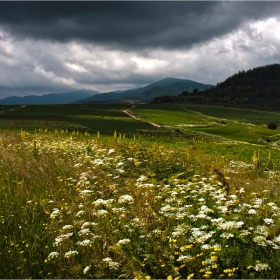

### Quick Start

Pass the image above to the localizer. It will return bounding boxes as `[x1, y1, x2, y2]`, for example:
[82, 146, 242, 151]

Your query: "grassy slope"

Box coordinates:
[130, 104, 280, 145]
[1, 131, 280, 279]
[2, 104, 280, 278]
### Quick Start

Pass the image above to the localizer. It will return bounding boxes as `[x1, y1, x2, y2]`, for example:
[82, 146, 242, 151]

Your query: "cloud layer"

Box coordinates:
[0, 2, 279, 98]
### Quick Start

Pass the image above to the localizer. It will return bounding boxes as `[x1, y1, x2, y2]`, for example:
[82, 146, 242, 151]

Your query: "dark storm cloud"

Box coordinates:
[0, 1, 279, 98]
[0, 1, 279, 50]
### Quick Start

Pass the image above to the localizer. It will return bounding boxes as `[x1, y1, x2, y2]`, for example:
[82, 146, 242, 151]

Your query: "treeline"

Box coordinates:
[152, 64, 280, 111]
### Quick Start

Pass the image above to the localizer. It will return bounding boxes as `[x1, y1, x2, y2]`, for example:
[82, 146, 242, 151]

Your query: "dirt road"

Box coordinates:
[122, 108, 161, 128]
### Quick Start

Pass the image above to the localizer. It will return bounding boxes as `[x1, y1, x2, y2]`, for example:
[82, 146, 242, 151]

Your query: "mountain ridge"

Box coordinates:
[74, 77, 212, 104]
[0, 77, 212, 105]
[0, 89, 100, 105]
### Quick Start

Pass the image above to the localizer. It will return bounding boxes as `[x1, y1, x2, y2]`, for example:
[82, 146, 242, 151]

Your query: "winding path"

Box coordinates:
[122, 108, 161, 128]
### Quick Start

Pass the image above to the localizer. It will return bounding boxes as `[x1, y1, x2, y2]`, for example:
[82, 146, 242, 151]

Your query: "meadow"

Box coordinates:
[1, 104, 280, 278]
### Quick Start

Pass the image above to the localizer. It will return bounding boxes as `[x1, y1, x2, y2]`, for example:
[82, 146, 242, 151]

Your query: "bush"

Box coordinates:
[268, 122, 277, 130]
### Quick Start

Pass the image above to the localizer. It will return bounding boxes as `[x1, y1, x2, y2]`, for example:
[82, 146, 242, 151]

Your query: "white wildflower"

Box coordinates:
[217, 205, 229, 214]
[102, 257, 112, 262]
[239, 230, 252, 237]
[211, 218, 224, 225]
[92, 198, 114, 208]
[95, 209, 109, 217]
[175, 211, 190, 220]
[65, 250, 78, 258]
[47, 251, 59, 260]
[273, 234, 280, 244]
[237, 187, 245, 193]
[201, 244, 211, 250]
[248, 209, 257, 215]
[220, 232, 234, 239]
[117, 238, 131, 245]
[177, 254, 192, 262]
[75, 210, 85, 217]
[116, 168, 125, 173]
[108, 149, 115, 154]
[254, 262, 270, 271]
[218, 221, 241, 230]
[152, 229, 162, 236]
[118, 194, 134, 204]
[190, 229, 215, 243]
[109, 261, 120, 270]
[62, 225, 74, 230]
[76, 239, 93, 247]
[93, 159, 104, 166]
[50, 208, 61, 219]
[83, 265, 91, 274]
[54, 232, 73, 246]
[137, 175, 148, 182]
[81, 221, 97, 229]
[79, 190, 93, 197]
[267, 202, 276, 207]
[200, 205, 214, 214]
[78, 228, 92, 236]
[236, 221, 244, 228]
[111, 207, 126, 213]
[160, 204, 176, 213]
[254, 198, 263, 206]
[264, 218, 274, 225]
[213, 243, 221, 251]
[253, 235, 268, 247]
[255, 225, 269, 236]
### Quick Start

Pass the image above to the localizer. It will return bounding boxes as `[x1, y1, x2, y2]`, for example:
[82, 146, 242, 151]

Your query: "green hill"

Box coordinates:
[154, 64, 280, 111]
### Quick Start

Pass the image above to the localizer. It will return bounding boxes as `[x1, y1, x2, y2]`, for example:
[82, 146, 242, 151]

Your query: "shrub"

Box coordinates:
[268, 122, 277, 130]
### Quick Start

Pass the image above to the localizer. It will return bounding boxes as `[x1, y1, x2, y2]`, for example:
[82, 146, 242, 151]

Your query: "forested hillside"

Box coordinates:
[153, 64, 280, 111]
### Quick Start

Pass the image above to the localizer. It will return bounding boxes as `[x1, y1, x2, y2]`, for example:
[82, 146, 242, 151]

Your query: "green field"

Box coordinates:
[129, 104, 280, 145]
[1, 103, 280, 279]
[2, 104, 280, 144]
[0, 104, 160, 135]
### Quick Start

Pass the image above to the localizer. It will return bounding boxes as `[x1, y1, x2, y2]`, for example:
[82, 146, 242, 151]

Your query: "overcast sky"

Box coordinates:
[0, 1, 280, 98]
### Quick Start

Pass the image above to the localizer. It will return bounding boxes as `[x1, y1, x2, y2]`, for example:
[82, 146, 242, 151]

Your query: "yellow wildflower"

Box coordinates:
[187, 273, 194, 279]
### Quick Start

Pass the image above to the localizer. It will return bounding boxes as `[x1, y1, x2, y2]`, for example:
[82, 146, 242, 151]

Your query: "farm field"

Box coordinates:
[129, 104, 280, 145]
[1, 104, 280, 278]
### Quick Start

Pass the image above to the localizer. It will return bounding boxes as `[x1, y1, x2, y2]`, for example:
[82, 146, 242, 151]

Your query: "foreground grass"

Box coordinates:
[1, 130, 280, 278]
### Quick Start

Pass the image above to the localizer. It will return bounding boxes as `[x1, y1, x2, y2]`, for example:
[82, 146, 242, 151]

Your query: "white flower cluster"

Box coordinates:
[118, 194, 134, 204]
[28, 136, 280, 277]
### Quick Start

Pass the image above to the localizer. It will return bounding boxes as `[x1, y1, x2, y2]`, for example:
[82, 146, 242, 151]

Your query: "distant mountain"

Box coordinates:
[0, 90, 99, 105]
[153, 64, 280, 111]
[121, 86, 182, 103]
[74, 91, 121, 104]
[75, 77, 212, 104]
